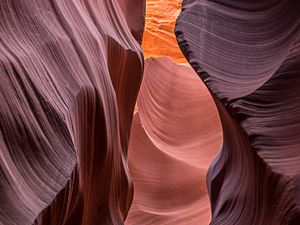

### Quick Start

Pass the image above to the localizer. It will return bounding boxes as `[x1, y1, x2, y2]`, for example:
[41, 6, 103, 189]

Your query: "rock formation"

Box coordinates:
[142, 0, 186, 63]
[2, 0, 299, 224]
[0, 0, 144, 224]
[176, 0, 300, 224]
[126, 57, 222, 225]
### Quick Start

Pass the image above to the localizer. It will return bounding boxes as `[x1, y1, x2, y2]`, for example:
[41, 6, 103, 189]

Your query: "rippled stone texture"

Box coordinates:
[176, 0, 300, 224]
[0, 0, 144, 224]
[142, 0, 186, 63]
[126, 57, 222, 225]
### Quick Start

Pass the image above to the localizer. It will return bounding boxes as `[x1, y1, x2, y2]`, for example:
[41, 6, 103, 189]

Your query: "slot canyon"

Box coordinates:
[0, 0, 299, 225]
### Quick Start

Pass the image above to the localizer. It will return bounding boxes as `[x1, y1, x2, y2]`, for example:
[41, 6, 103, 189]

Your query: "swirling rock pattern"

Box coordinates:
[176, 0, 300, 224]
[126, 57, 222, 224]
[0, 0, 144, 224]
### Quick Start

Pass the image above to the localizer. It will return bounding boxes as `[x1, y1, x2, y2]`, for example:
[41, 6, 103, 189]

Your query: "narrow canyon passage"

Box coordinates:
[0, 0, 299, 224]
[126, 1, 223, 224]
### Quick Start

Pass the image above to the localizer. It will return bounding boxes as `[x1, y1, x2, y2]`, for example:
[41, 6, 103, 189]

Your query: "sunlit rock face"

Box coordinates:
[126, 57, 222, 225]
[176, 0, 300, 224]
[142, 0, 186, 63]
[0, 0, 144, 224]
[125, 0, 223, 224]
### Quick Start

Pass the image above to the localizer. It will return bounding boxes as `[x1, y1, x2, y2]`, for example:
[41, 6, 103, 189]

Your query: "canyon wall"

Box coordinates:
[175, 0, 300, 224]
[0, 0, 144, 224]
[126, 57, 221, 225]
[142, 0, 186, 63]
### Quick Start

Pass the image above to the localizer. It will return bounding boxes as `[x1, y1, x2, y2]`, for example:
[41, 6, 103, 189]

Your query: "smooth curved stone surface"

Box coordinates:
[0, 0, 144, 224]
[176, 0, 300, 224]
[126, 57, 222, 225]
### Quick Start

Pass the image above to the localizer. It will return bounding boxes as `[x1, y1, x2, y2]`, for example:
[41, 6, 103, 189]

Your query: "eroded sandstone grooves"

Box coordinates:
[175, 0, 300, 224]
[0, 0, 144, 224]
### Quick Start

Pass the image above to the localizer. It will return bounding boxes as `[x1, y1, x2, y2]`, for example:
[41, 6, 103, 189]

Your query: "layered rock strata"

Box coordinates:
[176, 0, 300, 224]
[0, 0, 144, 224]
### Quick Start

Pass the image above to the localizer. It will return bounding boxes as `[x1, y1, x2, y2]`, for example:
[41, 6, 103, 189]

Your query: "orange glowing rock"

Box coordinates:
[142, 0, 186, 63]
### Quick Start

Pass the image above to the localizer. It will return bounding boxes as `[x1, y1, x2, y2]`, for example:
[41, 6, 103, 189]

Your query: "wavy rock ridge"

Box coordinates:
[126, 57, 222, 225]
[176, 0, 300, 224]
[126, 1, 223, 224]
[0, 0, 144, 224]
